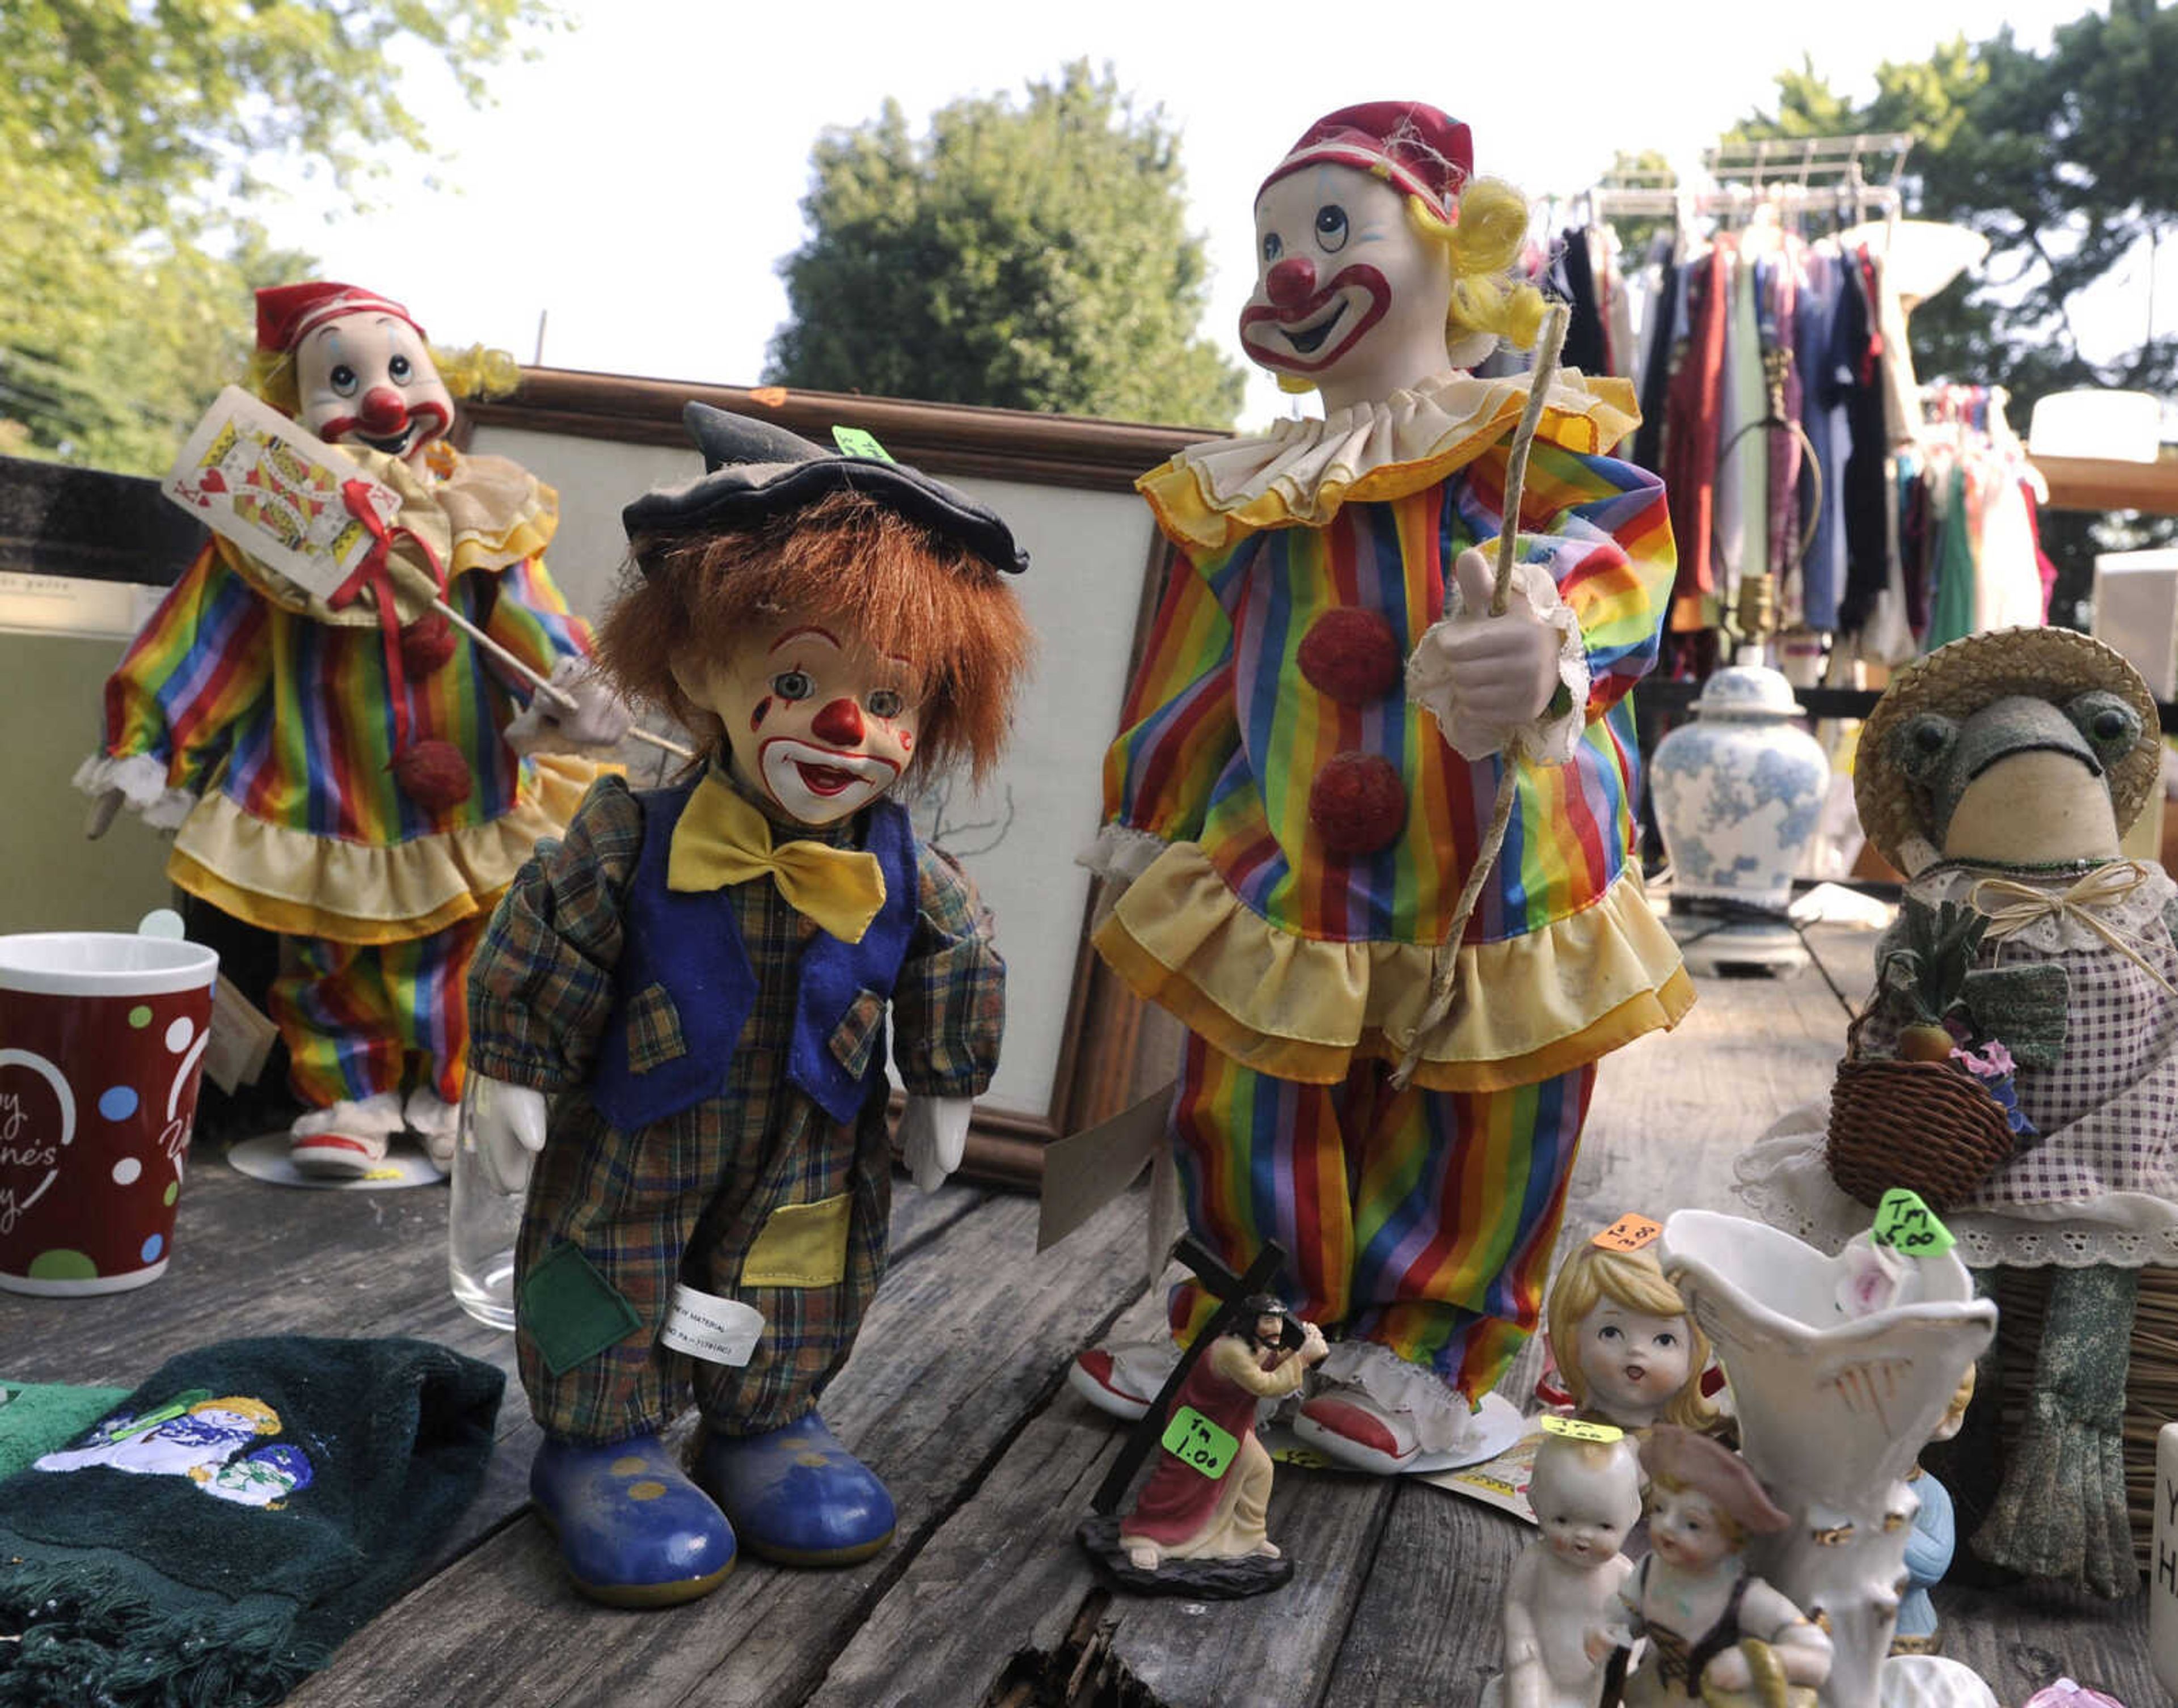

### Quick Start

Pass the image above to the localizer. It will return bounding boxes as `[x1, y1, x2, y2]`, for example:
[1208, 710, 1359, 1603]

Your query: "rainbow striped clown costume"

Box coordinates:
[1081, 103, 1690, 1474]
[78, 282, 602, 1176]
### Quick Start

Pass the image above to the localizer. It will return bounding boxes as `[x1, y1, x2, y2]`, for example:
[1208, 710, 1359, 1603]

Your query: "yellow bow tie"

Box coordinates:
[667, 774, 887, 944]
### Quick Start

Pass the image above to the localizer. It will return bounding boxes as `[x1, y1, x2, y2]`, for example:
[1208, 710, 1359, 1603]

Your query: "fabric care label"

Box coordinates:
[1591, 1213, 1663, 1253]
[202, 981, 280, 1094]
[1872, 1189, 1956, 1257]
[660, 1284, 764, 1367]
[1160, 1405, 1239, 1479]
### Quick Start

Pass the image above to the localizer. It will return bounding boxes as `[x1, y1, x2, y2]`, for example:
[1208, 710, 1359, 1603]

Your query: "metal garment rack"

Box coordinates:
[1579, 131, 1916, 226]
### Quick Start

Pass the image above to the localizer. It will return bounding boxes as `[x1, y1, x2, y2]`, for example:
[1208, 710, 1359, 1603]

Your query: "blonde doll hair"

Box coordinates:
[1545, 1240, 1720, 1432]
[1409, 175, 1547, 352]
[1272, 175, 1546, 395]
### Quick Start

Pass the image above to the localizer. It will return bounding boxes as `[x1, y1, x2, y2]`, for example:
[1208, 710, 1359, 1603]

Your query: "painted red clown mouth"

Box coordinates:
[759, 738, 900, 810]
[1238, 264, 1390, 374]
[320, 401, 451, 462]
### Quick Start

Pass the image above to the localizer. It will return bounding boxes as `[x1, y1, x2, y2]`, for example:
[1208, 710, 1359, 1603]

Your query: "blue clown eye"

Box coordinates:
[773, 670, 814, 701]
[1315, 204, 1349, 252]
[1261, 231, 1283, 264]
[389, 353, 412, 383]
[866, 688, 905, 719]
[329, 363, 359, 398]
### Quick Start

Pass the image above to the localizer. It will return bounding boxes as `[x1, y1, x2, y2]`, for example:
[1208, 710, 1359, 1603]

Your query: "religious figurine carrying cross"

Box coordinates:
[1078, 1238, 1328, 1599]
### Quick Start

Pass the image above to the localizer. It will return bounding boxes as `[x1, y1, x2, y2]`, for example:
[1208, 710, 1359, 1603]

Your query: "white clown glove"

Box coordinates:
[505, 657, 637, 755]
[898, 1094, 972, 1194]
[467, 1073, 548, 1194]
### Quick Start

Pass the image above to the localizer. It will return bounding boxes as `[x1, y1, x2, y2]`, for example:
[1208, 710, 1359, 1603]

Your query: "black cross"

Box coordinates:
[1090, 1237, 1289, 1516]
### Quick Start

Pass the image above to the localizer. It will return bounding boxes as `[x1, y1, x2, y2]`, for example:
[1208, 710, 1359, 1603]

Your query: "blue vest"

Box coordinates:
[585, 780, 919, 1132]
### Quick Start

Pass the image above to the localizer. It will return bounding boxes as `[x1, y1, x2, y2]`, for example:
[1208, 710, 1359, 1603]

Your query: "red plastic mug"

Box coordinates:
[0, 932, 221, 1295]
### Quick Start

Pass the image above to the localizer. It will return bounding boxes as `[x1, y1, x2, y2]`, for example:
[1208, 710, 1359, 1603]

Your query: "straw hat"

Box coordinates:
[1856, 626, 2160, 876]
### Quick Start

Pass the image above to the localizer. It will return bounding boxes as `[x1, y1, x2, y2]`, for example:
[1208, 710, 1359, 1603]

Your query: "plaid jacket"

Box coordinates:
[468, 772, 1004, 1439]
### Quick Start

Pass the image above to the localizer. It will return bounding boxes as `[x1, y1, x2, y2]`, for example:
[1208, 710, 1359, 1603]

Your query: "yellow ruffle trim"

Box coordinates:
[216, 447, 560, 629]
[166, 790, 565, 946]
[1093, 844, 1693, 1092]
[1139, 370, 1640, 557]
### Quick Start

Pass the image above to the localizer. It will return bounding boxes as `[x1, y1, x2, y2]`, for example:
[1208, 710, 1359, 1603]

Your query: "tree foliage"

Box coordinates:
[767, 63, 1246, 429]
[1729, 1, 2178, 612]
[1, 0, 550, 474]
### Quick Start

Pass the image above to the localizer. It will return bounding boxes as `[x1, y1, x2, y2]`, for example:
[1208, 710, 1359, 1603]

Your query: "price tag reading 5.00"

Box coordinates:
[1873, 1187, 1956, 1257]
[1160, 1405, 1240, 1479]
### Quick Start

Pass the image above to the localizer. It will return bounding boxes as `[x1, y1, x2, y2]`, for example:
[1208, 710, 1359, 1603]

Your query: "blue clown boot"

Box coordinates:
[530, 1434, 737, 1607]
[697, 1411, 896, 1566]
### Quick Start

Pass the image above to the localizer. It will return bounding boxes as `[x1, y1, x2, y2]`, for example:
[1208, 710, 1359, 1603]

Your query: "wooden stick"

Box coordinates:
[429, 597, 694, 760]
[1392, 304, 1572, 1090]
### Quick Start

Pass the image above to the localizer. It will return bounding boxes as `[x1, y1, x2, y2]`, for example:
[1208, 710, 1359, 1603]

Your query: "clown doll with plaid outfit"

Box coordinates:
[464, 405, 1031, 1606]
[1073, 104, 1688, 1473]
[77, 282, 624, 1177]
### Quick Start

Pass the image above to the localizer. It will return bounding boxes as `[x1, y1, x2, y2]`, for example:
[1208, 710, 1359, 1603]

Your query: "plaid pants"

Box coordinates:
[515, 1085, 893, 1445]
[1165, 1034, 1597, 1405]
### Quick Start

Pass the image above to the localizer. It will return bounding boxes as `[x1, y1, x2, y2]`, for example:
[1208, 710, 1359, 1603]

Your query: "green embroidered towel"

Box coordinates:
[0, 1381, 130, 1480]
[0, 1336, 504, 1708]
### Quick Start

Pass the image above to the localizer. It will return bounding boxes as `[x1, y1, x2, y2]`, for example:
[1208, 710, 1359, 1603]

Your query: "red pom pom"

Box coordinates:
[400, 612, 458, 678]
[1307, 751, 1407, 856]
[1297, 609, 1402, 705]
[390, 739, 474, 810]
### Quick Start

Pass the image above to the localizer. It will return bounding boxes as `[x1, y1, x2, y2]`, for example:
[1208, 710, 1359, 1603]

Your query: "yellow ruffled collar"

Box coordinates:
[1137, 367, 1639, 556]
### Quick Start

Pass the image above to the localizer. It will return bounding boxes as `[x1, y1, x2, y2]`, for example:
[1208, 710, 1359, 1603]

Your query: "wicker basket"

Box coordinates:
[1825, 1054, 2016, 1211]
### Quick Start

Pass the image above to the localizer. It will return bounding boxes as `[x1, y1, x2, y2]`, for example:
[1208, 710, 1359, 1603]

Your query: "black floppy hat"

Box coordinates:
[622, 402, 1029, 576]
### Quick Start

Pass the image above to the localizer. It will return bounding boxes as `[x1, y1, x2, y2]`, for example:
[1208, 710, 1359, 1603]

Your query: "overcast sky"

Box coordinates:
[255, 0, 2122, 428]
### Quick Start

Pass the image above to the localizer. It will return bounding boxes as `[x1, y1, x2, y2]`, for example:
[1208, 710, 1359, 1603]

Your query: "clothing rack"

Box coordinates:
[1580, 132, 1915, 227]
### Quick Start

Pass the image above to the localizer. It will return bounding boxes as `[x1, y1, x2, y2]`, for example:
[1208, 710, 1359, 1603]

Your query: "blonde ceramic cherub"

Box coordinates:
[1546, 1234, 1719, 1434]
[1489, 1431, 1644, 1708]
[1611, 1426, 1830, 1707]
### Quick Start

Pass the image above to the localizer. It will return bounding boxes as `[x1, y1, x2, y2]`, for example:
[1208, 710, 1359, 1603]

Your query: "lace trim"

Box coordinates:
[74, 752, 198, 832]
[1318, 1338, 1476, 1452]
[1077, 823, 1171, 885]
[1733, 1121, 2178, 1270]
[1905, 861, 2176, 956]
[1408, 559, 1592, 764]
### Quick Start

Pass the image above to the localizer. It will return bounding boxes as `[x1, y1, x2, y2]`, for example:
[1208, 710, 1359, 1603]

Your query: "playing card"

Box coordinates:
[163, 386, 401, 601]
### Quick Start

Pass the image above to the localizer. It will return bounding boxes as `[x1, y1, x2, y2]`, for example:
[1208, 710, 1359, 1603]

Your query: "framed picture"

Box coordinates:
[463, 371, 1215, 1183]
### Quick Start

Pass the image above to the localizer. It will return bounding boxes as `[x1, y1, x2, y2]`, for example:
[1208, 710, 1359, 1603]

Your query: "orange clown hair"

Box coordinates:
[606, 490, 1032, 787]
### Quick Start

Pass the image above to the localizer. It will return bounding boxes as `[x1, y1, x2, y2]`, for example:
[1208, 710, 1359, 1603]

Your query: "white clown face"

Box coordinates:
[676, 619, 923, 826]
[1239, 163, 1454, 408]
[294, 310, 454, 468]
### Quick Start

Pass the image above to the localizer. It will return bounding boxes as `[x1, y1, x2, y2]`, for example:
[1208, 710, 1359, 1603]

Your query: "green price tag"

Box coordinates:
[831, 425, 895, 463]
[1160, 1403, 1240, 1479]
[1872, 1188, 1956, 1257]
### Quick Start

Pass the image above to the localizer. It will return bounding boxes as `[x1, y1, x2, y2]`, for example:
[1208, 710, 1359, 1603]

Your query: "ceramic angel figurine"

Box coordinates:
[1609, 1427, 1832, 1707]
[1070, 99, 1687, 1476]
[1487, 1430, 1644, 1708]
[78, 281, 626, 1177]
[1738, 625, 2178, 1596]
[463, 406, 1031, 1606]
[1545, 1231, 1720, 1434]
[1111, 1297, 1328, 1589]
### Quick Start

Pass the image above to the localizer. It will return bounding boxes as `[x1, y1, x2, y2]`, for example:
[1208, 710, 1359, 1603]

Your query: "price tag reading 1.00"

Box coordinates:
[1872, 1187, 1957, 1257]
[1160, 1404, 1240, 1480]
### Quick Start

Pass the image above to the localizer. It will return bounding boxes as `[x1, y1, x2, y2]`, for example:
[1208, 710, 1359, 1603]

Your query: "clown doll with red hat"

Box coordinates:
[77, 281, 627, 1177]
[1074, 103, 1689, 1473]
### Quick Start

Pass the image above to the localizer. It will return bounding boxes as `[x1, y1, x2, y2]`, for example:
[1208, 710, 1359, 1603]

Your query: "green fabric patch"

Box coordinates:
[1961, 961, 2070, 1068]
[521, 1243, 644, 1376]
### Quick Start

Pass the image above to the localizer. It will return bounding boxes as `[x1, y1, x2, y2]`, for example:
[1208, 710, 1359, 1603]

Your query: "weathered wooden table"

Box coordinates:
[3, 927, 2160, 1706]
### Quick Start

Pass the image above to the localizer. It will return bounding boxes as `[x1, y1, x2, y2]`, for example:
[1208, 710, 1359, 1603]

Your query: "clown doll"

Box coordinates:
[77, 281, 624, 1177]
[1073, 103, 1687, 1473]
[463, 406, 1031, 1606]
